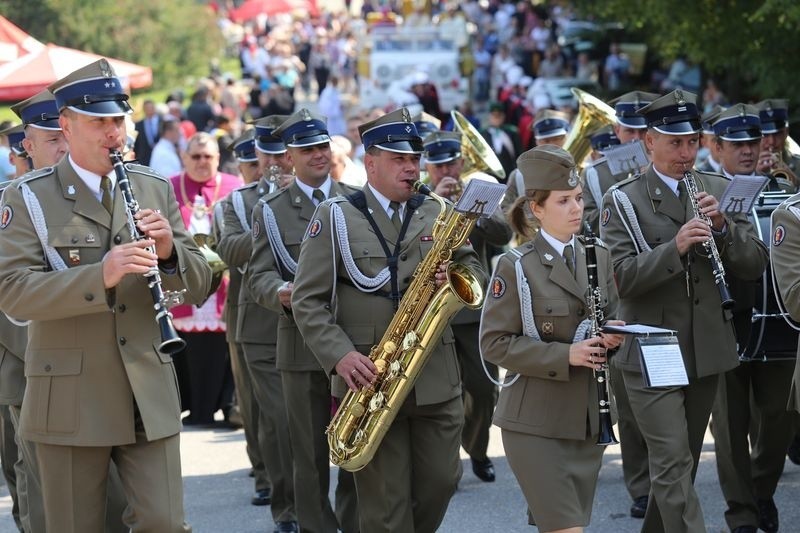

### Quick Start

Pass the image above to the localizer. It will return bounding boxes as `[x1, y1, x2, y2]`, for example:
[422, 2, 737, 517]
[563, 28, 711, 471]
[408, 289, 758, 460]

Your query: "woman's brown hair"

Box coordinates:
[507, 189, 550, 241]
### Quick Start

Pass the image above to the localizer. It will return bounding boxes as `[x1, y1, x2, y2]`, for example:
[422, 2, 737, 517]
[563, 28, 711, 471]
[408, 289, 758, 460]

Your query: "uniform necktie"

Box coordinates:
[389, 201, 402, 231]
[100, 175, 114, 214]
[312, 188, 325, 206]
[563, 243, 575, 278]
[677, 180, 688, 210]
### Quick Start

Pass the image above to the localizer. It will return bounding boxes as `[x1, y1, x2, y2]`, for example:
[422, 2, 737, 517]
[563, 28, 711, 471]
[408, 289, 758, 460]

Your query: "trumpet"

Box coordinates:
[682, 170, 735, 310]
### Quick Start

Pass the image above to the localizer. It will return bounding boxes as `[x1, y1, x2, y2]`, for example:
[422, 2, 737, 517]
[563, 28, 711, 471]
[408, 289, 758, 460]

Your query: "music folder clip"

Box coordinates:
[600, 324, 687, 388]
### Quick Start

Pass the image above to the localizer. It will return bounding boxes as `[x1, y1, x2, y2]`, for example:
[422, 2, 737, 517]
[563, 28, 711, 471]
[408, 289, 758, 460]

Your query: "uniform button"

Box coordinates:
[44, 364, 52, 372]
[694, 299, 700, 305]
[324, 304, 330, 310]
[71, 236, 79, 244]
[694, 276, 700, 283]
[119, 337, 127, 345]
[546, 307, 552, 313]
[118, 304, 126, 312]
[84, 293, 94, 301]
[667, 267, 674, 273]
[656, 237, 662, 242]
[114, 235, 122, 244]
[400, 253, 407, 261]
[363, 249, 369, 255]
[548, 371, 557, 377]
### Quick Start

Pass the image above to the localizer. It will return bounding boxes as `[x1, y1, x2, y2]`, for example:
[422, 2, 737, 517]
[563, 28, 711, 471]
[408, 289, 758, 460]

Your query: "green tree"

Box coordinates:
[0, 0, 224, 88]
[573, 0, 800, 106]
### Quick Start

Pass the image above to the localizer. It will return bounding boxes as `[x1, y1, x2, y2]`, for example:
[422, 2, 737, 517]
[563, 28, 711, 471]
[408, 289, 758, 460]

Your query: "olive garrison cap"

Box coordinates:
[516, 145, 579, 191]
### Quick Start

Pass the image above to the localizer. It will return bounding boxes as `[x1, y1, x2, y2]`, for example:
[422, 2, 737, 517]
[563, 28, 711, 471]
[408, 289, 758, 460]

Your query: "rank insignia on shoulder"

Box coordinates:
[773, 224, 785, 246]
[0, 205, 12, 229]
[491, 276, 506, 298]
[601, 207, 611, 226]
[307, 218, 322, 238]
[253, 220, 261, 239]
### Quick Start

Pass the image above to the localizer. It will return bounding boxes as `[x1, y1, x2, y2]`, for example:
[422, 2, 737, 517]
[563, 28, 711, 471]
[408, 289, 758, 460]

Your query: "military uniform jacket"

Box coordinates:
[248, 179, 357, 372]
[291, 185, 485, 406]
[599, 165, 767, 378]
[480, 233, 618, 439]
[769, 193, 800, 411]
[451, 209, 511, 325]
[216, 177, 280, 346]
[582, 158, 629, 235]
[0, 181, 28, 407]
[0, 158, 212, 446]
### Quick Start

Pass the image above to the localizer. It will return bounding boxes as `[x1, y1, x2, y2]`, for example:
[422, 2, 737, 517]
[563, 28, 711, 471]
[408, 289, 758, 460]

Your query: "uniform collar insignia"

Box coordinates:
[543, 252, 554, 261]
[67, 184, 76, 195]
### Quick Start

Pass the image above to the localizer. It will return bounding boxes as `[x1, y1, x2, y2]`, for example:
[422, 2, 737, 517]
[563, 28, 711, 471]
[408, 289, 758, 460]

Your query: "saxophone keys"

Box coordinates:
[383, 341, 397, 354]
[369, 392, 386, 412]
[374, 359, 387, 375]
[351, 403, 366, 418]
[402, 331, 418, 350]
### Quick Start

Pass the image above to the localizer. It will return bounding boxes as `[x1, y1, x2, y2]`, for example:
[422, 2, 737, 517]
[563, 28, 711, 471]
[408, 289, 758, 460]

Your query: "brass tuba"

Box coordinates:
[451, 109, 506, 188]
[326, 182, 486, 472]
[769, 136, 800, 189]
[562, 88, 617, 171]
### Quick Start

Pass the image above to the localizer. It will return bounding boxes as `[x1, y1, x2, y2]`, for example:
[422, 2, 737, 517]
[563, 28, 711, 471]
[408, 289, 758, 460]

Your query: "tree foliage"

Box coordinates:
[572, 0, 800, 105]
[0, 0, 224, 88]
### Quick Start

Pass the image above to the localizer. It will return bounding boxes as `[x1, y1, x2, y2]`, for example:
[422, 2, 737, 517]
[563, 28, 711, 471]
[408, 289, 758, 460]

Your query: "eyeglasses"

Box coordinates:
[189, 153, 215, 160]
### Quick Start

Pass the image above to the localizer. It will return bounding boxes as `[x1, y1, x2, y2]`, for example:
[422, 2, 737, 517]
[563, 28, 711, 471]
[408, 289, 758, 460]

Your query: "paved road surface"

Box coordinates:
[2, 420, 799, 532]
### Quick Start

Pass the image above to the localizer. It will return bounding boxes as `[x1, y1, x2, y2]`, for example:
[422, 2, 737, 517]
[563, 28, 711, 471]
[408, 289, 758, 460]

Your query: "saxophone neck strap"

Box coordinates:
[346, 190, 421, 310]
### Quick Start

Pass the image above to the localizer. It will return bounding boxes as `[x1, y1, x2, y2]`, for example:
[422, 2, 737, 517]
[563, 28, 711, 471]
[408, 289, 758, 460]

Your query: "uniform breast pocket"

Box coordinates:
[640, 223, 676, 248]
[25, 349, 83, 434]
[49, 224, 104, 267]
[531, 298, 570, 339]
[349, 241, 388, 278]
[284, 228, 305, 258]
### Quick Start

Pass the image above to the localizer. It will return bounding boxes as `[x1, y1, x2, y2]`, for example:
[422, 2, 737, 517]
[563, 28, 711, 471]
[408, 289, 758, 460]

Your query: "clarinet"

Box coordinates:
[682, 171, 735, 310]
[583, 222, 618, 446]
[109, 151, 186, 356]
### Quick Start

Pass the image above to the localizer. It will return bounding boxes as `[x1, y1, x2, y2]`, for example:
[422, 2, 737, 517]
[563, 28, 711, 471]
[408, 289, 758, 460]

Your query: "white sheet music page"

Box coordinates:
[454, 180, 506, 218]
[605, 140, 649, 175]
[719, 174, 769, 215]
[637, 336, 689, 388]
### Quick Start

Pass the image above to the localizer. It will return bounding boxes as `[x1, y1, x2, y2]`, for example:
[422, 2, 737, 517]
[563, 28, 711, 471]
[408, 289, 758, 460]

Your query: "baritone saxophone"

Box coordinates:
[327, 179, 505, 472]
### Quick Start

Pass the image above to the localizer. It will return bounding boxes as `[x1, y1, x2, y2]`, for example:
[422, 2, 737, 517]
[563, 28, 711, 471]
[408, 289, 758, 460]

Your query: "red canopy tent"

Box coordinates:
[0, 15, 44, 64]
[229, 0, 319, 22]
[0, 43, 152, 101]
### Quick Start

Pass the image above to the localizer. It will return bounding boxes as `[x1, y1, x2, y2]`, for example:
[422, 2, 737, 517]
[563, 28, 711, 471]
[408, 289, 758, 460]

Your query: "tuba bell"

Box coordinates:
[562, 88, 617, 171]
[769, 136, 800, 190]
[450, 109, 506, 196]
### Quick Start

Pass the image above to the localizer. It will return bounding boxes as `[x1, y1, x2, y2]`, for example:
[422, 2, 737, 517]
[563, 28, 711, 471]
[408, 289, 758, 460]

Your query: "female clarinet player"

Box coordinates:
[479, 145, 625, 533]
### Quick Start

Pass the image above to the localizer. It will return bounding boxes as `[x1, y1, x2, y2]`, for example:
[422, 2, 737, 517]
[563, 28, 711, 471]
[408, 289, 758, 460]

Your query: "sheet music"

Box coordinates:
[601, 324, 677, 336]
[637, 336, 688, 388]
[718, 174, 769, 215]
[455, 180, 506, 218]
[605, 140, 648, 175]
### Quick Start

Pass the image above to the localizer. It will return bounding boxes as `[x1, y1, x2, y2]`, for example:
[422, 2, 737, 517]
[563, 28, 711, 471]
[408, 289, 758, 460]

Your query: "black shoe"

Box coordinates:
[630, 495, 648, 519]
[788, 435, 800, 465]
[731, 526, 757, 533]
[251, 488, 272, 506]
[273, 521, 298, 533]
[471, 458, 495, 482]
[247, 468, 254, 478]
[757, 498, 779, 533]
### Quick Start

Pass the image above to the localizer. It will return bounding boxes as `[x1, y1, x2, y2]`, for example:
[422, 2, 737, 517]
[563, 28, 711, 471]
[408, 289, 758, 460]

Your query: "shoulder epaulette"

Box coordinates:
[508, 240, 537, 260]
[234, 181, 259, 193]
[123, 162, 168, 181]
[608, 172, 640, 193]
[694, 168, 729, 181]
[778, 192, 800, 208]
[261, 185, 288, 204]
[326, 195, 349, 204]
[15, 166, 55, 186]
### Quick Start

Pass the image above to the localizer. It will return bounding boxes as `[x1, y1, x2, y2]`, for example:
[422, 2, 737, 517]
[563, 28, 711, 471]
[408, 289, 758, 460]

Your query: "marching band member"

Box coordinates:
[291, 108, 484, 532]
[0, 59, 211, 533]
[480, 145, 623, 533]
[600, 90, 767, 532]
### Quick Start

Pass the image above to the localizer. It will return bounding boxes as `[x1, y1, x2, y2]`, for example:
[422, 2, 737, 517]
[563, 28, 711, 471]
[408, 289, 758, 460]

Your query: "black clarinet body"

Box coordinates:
[109, 151, 186, 356]
[583, 222, 618, 446]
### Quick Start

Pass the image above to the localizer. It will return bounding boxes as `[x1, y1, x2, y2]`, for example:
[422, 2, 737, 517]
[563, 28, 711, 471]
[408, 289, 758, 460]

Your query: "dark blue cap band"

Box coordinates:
[645, 102, 700, 134]
[424, 138, 462, 164]
[615, 102, 648, 128]
[534, 118, 569, 139]
[233, 138, 257, 162]
[53, 76, 132, 116]
[590, 132, 620, 151]
[361, 121, 423, 153]
[758, 108, 788, 134]
[414, 120, 439, 135]
[255, 125, 287, 154]
[20, 99, 61, 130]
[7, 130, 26, 155]
[277, 117, 330, 147]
